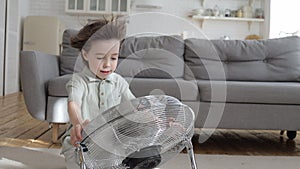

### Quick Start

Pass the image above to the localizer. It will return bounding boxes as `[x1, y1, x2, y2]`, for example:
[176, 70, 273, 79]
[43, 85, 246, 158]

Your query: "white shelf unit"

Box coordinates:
[65, 0, 130, 15]
[192, 15, 264, 29]
[192, 0, 265, 31]
[199, 0, 255, 7]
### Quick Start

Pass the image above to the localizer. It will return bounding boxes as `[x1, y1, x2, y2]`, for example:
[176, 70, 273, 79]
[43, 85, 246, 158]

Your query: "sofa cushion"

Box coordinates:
[197, 80, 300, 104]
[48, 74, 72, 96]
[60, 29, 84, 75]
[124, 77, 199, 101]
[116, 35, 185, 78]
[184, 36, 300, 81]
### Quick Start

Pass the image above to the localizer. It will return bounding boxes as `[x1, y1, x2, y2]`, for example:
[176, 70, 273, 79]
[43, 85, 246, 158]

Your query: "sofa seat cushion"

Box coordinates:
[198, 80, 300, 104]
[124, 77, 199, 101]
[48, 74, 72, 96]
[117, 35, 185, 78]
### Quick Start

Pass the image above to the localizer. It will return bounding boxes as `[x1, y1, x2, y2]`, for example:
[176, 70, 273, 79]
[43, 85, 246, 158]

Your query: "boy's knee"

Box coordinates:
[63, 149, 80, 169]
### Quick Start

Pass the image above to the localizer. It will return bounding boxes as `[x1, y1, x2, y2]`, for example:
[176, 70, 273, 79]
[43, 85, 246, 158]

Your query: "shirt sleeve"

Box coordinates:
[118, 76, 136, 101]
[65, 75, 84, 104]
[122, 86, 136, 101]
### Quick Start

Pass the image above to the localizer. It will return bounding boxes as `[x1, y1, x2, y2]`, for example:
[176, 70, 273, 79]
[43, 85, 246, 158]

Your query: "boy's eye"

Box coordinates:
[95, 53, 105, 59]
[111, 57, 117, 60]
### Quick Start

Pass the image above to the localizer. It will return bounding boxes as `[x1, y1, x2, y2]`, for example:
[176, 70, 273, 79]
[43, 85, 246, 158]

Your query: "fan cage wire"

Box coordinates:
[79, 96, 195, 168]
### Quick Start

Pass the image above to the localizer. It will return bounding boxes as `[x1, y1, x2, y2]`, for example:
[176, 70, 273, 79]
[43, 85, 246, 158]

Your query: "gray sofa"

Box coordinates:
[20, 29, 300, 143]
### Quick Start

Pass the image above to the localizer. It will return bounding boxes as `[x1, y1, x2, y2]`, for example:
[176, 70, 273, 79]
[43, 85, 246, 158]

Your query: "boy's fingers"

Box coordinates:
[70, 127, 78, 146]
[75, 124, 83, 141]
[82, 119, 90, 126]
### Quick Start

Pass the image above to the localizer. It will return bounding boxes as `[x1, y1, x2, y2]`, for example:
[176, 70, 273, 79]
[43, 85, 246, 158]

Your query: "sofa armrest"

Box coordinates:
[20, 51, 60, 121]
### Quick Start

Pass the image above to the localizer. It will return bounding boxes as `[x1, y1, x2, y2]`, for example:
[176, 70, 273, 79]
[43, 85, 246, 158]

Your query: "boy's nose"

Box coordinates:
[103, 59, 111, 67]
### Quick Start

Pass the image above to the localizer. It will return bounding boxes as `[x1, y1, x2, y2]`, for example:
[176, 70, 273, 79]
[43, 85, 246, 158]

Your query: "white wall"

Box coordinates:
[27, 0, 267, 40]
[131, 0, 265, 39]
[2, 0, 29, 95]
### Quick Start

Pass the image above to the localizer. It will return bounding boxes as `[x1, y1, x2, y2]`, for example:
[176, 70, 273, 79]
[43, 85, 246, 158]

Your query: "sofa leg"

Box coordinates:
[52, 123, 60, 143]
[287, 131, 297, 140]
[280, 130, 285, 135]
[279, 130, 297, 140]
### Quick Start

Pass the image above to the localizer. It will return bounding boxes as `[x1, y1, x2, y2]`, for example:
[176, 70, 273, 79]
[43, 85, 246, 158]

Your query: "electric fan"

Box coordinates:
[76, 95, 198, 169]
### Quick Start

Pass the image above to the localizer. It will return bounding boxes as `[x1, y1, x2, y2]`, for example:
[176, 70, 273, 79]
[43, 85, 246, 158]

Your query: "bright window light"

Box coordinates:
[269, 0, 300, 38]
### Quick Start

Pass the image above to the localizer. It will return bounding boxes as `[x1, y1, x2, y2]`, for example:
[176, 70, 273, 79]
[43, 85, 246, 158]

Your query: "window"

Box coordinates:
[269, 1, 300, 38]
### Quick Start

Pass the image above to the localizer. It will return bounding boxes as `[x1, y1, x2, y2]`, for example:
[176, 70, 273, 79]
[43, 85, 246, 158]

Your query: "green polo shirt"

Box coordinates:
[62, 66, 135, 153]
[66, 66, 135, 121]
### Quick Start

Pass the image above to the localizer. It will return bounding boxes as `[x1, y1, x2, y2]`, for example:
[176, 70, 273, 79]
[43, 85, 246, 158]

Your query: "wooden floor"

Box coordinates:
[1, 92, 300, 156]
[0, 92, 67, 149]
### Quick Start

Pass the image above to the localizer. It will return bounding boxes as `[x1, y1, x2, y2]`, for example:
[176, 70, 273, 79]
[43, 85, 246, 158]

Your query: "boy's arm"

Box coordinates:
[68, 101, 89, 145]
[66, 75, 85, 126]
[122, 88, 136, 101]
[119, 76, 136, 101]
[66, 77, 88, 145]
[68, 101, 83, 126]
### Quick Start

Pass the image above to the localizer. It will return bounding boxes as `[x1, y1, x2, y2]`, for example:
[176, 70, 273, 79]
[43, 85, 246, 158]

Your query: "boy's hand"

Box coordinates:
[70, 119, 89, 147]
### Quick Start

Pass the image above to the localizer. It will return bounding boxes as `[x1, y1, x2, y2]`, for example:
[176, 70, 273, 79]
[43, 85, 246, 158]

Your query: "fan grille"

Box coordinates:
[80, 95, 195, 169]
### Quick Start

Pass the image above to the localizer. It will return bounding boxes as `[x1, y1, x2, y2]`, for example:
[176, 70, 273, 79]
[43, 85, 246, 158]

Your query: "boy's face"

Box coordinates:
[82, 39, 120, 80]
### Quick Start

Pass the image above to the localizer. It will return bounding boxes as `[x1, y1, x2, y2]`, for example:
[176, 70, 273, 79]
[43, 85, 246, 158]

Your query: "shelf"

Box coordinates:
[192, 15, 264, 29]
[192, 15, 264, 22]
[199, 0, 254, 7]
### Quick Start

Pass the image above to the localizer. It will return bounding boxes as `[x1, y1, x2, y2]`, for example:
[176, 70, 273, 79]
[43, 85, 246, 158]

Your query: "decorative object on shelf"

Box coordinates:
[255, 8, 264, 18]
[231, 10, 237, 17]
[245, 34, 262, 40]
[191, 8, 205, 16]
[237, 9, 243, 18]
[190, 0, 265, 30]
[192, 15, 264, 29]
[213, 5, 220, 16]
[224, 9, 231, 17]
[220, 35, 230, 40]
[204, 8, 213, 16]
[242, 5, 253, 18]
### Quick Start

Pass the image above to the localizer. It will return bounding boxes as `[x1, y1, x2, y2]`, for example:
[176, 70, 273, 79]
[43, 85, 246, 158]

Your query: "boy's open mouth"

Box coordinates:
[100, 70, 110, 74]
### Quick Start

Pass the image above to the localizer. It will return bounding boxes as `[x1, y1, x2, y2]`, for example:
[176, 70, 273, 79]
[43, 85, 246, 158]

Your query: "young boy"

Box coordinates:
[62, 17, 135, 169]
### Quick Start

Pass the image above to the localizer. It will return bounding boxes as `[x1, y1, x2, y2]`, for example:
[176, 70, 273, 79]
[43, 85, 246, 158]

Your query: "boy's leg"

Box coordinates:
[63, 149, 81, 169]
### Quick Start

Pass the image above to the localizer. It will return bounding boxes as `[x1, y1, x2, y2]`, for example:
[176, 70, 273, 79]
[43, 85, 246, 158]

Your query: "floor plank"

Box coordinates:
[17, 121, 51, 140]
[1, 92, 300, 156]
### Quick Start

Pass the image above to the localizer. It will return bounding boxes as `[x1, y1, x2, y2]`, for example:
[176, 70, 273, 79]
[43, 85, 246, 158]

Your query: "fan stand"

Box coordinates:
[185, 138, 198, 169]
[77, 140, 198, 169]
[76, 144, 87, 169]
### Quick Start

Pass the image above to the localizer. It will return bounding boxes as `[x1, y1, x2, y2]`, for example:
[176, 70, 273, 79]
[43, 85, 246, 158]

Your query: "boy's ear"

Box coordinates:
[81, 50, 89, 61]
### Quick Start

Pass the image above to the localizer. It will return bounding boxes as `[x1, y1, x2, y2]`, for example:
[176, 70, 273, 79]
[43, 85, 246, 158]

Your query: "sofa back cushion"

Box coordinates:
[60, 29, 83, 75]
[184, 36, 300, 81]
[116, 35, 185, 78]
[60, 29, 185, 78]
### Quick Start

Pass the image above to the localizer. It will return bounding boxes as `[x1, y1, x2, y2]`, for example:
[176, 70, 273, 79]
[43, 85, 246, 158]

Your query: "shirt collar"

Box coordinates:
[82, 66, 115, 83]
